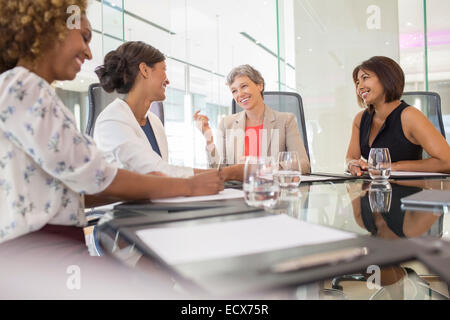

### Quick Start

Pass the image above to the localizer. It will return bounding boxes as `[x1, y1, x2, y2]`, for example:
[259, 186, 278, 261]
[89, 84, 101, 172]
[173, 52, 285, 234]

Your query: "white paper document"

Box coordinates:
[390, 171, 449, 177]
[136, 215, 356, 265]
[300, 175, 339, 182]
[152, 188, 244, 203]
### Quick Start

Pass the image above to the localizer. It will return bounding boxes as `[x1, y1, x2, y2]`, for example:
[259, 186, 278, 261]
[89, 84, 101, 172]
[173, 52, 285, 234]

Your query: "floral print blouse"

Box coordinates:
[0, 67, 118, 243]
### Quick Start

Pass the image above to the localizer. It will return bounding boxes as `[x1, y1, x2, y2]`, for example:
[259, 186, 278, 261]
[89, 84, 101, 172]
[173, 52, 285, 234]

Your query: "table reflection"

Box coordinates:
[321, 180, 447, 300]
[95, 178, 450, 299]
[349, 181, 443, 239]
[368, 182, 392, 214]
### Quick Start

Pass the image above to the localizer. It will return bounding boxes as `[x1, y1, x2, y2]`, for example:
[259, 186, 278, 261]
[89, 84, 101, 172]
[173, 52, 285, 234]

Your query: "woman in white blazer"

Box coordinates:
[194, 65, 310, 174]
[94, 41, 242, 180]
[94, 98, 193, 176]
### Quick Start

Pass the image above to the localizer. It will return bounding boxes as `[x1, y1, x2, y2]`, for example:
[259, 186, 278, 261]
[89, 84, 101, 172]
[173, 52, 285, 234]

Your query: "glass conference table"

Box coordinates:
[95, 176, 450, 300]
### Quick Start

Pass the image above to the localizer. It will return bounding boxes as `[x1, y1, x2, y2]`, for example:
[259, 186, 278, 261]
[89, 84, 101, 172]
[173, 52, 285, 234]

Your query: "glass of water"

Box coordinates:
[243, 156, 279, 208]
[368, 181, 392, 213]
[368, 148, 391, 181]
[274, 151, 302, 188]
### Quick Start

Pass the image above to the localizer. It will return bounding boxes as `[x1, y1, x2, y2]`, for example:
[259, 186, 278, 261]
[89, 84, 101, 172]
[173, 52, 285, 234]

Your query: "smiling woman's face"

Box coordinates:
[355, 69, 385, 106]
[146, 60, 170, 101]
[230, 75, 264, 111]
[45, 15, 93, 82]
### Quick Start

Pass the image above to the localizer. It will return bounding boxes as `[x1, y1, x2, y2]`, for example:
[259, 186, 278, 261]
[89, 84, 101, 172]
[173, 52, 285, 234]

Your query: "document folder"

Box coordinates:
[314, 171, 450, 181]
[401, 190, 450, 207]
[98, 211, 438, 297]
[390, 171, 450, 179]
[115, 197, 246, 213]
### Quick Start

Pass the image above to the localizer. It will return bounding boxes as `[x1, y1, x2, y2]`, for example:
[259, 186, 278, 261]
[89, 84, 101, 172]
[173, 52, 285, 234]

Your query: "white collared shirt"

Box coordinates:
[94, 98, 194, 177]
[0, 67, 118, 243]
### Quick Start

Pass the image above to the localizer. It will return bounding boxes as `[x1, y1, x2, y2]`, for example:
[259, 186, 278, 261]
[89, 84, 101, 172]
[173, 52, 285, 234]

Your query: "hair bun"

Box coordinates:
[96, 41, 166, 94]
[95, 50, 126, 93]
[116, 56, 128, 73]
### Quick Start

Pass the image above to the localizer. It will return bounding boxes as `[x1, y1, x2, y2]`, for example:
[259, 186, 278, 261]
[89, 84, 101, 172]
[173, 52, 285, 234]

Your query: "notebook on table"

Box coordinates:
[390, 171, 450, 179]
[400, 190, 450, 213]
[401, 190, 450, 206]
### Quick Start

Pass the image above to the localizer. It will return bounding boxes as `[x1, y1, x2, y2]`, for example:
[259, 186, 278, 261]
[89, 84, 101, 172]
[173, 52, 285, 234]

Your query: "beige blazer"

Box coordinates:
[207, 106, 310, 173]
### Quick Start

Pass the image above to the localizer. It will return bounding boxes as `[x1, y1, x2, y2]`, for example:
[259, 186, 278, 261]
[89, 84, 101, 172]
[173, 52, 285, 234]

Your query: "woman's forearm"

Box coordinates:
[193, 164, 244, 181]
[99, 169, 191, 200]
[84, 194, 122, 208]
[392, 157, 450, 173]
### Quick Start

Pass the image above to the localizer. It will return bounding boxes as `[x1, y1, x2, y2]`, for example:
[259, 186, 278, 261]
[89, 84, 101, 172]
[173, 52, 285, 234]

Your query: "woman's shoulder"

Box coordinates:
[0, 66, 52, 97]
[271, 109, 295, 120]
[400, 103, 428, 125]
[96, 98, 131, 122]
[220, 111, 244, 128]
[267, 108, 298, 128]
[260, 105, 290, 119]
[0, 66, 60, 111]
[353, 109, 367, 128]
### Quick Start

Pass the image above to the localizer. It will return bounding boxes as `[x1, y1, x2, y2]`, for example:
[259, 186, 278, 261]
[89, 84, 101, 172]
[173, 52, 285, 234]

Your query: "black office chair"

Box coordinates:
[86, 83, 165, 136]
[401, 91, 446, 139]
[231, 91, 310, 161]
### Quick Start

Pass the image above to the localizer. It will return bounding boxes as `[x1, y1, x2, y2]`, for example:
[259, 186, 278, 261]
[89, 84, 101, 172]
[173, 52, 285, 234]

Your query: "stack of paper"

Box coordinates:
[136, 215, 356, 265]
[152, 188, 244, 204]
[390, 171, 449, 178]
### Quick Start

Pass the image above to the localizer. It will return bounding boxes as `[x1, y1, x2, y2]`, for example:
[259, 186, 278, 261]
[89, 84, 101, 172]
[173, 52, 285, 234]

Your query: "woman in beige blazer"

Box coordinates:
[194, 64, 310, 173]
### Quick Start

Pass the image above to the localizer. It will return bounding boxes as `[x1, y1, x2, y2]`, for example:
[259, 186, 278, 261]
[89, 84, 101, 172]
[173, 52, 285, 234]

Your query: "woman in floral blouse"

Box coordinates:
[0, 0, 223, 243]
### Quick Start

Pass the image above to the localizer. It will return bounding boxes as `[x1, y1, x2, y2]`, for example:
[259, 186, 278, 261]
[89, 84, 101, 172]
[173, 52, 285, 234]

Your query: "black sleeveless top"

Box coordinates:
[359, 101, 422, 162]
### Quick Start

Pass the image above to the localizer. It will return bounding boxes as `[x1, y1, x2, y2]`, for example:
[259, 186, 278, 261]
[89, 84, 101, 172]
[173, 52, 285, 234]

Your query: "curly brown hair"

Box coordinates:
[0, 0, 87, 74]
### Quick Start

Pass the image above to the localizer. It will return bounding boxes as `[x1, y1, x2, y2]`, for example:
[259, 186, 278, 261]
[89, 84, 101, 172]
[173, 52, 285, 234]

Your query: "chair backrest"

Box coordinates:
[86, 83, 164, 136]
[401, 91, 446, 139]
[232, 91, 310, 160]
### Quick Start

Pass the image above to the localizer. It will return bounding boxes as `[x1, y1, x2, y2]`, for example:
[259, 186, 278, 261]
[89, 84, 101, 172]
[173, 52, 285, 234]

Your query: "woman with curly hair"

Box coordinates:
[0, 0, 223, 243]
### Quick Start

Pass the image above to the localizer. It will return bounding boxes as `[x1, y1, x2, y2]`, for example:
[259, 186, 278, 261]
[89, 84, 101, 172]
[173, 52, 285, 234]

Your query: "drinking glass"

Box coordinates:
[274, 151, 302, 188]
[243, 156, 279, 208]
[368, 182, 392, 213]
[368, 148, 391, 180]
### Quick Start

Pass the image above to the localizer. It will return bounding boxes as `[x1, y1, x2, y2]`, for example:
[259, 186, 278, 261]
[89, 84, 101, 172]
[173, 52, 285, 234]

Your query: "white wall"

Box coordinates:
[293, 0, 400, 172]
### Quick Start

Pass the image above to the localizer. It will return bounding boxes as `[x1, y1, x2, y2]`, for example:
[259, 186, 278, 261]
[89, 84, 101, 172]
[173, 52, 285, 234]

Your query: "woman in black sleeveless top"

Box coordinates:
[346, 56, 450, 176]
[359, 100, 422, 162]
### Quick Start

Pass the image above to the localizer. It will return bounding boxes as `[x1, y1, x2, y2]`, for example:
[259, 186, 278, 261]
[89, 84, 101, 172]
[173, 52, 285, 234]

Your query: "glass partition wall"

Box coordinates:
[55, 0, 450, 170]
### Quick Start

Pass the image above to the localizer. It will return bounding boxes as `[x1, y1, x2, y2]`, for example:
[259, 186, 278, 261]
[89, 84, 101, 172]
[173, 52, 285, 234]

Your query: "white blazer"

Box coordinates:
[93, 98, 194, 177]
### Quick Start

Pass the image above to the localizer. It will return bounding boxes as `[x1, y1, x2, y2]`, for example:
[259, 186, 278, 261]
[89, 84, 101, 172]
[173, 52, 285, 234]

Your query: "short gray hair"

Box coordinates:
[226, 64, 265, 96]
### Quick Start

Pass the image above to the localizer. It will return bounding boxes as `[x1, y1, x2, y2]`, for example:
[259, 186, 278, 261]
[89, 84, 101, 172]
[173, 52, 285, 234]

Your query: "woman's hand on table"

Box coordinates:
[187, 170, 224, 196]
[347, 159, 368, 176]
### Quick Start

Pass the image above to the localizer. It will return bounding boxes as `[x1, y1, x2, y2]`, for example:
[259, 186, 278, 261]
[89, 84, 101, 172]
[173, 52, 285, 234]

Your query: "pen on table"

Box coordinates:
[269, 247, 369, 273]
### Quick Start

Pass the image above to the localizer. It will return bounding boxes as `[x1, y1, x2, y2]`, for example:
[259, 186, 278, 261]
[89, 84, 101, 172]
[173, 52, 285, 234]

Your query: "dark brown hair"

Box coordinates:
[0, 0, 87, 73]
[352, 56, 405, 111]
[95, 41, 165, 94]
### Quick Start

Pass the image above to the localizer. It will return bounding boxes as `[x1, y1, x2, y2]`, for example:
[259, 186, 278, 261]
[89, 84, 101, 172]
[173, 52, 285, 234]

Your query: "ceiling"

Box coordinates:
[59, 0, 450, 92]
